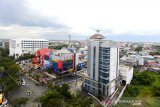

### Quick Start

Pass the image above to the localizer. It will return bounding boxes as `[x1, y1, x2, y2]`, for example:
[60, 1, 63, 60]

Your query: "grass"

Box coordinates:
[115, 70, 160, 107]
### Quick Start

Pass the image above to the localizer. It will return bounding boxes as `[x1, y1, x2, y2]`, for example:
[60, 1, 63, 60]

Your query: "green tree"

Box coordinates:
[136, 71, 155, 85]
[10, 97, 29, 107]
[0, 48, 9, 58]
[49, 44, 68, 50]
[123, 85, 139, 97]
[46, 67, 53, 74]
[8, 64, 20, 76]
[134, 46, 142, 52]
[153, 86, 160, 96]
[0, 58, 20, 93]
[18, 53, 35, 60]
[39, 84, 93, 107]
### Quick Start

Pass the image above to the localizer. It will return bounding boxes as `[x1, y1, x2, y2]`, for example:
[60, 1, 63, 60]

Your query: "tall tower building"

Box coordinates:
[83, 31, 119, 97]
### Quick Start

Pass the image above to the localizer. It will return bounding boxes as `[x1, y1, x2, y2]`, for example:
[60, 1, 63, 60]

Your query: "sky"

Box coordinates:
[0, 0, 160, 41]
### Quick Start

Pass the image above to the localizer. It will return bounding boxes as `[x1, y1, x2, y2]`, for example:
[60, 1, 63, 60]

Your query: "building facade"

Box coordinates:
[83, 33, 120, 97]
[119, 65, 133, 84]
[0, 39, 9, 49]
[9, 38, 48, 57]
[43, 48, 75, 76]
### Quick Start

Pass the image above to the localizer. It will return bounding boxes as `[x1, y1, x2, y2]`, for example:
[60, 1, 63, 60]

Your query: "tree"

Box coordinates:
[135, 71, 155, 85]
[134, 46, 142, 52]
[10, 97, 29, 107]
[0, 58, 20, 93]
[49, 44, 68, 50]
[18, 53, 35, 60]
[39, 84, 93, 107]
[46, 67, 53, 74]
[123, 85, 139, 97]
[153, 86, 160, 96]
[60, 83, 72, 100]
[8, 64, 20, 76]
[0, 48, 9, 58]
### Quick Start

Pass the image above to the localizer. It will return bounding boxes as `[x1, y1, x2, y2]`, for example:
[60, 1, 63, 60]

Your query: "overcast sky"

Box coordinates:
[0, 0, 160, 41]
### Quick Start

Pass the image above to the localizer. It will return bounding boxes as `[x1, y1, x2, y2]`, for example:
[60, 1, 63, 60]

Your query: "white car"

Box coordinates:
[21, 79, 26, 86]
[22, 81, 26, 86]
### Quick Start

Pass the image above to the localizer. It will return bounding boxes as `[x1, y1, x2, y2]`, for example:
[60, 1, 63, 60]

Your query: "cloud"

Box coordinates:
[0, 0, 66, 28]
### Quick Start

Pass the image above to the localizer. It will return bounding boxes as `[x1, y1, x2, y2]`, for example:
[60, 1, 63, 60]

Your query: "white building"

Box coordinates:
[83, 32, 120, 97]
[0, 39, 9, 49]
[119, 65, 133, 84]
[9, 38, 48, 57]
[0, 40, 5, 49]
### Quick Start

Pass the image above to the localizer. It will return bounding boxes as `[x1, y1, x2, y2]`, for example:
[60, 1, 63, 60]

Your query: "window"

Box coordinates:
[93, 82, 95, 86]
[88, 80, 90, 84]
[103, 85, 105, 94]
[85, 84, 87, 89]
[93, 88, 95, 93]
[102, 79, 109, 84]
[88, 86, 90, 90]
[0, 42, 2, 46]
[85, 79, 88, 84]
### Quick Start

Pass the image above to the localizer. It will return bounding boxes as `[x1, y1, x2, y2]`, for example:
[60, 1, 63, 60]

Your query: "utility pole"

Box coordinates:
[75, 53, 78, 87]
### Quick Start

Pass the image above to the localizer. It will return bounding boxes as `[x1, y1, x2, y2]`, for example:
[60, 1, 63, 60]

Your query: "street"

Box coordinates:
[9, 61, 86, 106]
[11, 76, 47, 98]
[10, 75, 47, 107]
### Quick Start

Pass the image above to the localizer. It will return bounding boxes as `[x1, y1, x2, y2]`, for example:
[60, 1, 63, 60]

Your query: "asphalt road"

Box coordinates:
[10, 62, 86, 106]
[10, 75, 47, 105]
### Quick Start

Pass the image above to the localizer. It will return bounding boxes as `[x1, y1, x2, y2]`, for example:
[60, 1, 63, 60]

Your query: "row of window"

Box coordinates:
[99, 65, 110, 69]
[22, 46, 47, 48]
[22, 41, 48, 42]
[85, 79, 97, 87]
[99, 55, 110, 59]
[99, 61, 110, 65]
[99, 77, 109, 84]
[99, 50, 110, 53]
[22, 45, 48, 47]
[84, 84, 96, 93]
[99, 47, 110, 50]
[99, 72, 109, 78]
[21, 43, 48, 44]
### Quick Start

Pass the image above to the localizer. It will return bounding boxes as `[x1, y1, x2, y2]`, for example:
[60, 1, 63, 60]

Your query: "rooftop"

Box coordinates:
[90, 30, 105, 40]
[90, 33, 105, 40]
[11, 38, 48, 41]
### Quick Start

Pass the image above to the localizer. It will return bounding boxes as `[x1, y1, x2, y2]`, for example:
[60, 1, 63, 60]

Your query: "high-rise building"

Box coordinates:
[83, 32, 120, 97]
[9, 38, 48, 57]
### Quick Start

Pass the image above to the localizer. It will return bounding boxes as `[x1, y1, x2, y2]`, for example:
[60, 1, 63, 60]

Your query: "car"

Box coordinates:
[22, 81, 26, 86]
[21, 78, 25, 86]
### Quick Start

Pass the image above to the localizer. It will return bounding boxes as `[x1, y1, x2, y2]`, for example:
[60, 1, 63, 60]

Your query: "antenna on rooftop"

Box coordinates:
[96, 30, 101, 34]
[68, 35, 71, 40]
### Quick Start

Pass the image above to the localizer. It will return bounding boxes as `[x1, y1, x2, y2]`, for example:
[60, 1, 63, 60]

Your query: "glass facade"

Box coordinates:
[98, 47, 110, 84]
[93, 47, 96, 80]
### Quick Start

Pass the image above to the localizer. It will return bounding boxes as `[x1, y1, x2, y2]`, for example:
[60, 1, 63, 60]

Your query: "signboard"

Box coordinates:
[0, 93, 2, 104]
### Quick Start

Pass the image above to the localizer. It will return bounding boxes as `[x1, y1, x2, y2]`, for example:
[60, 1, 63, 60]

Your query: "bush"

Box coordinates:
[153, 86, 160, 96]
[123, 85, 139, 97]
[10, 97, 29, 107]
[133, 71, 155, 85]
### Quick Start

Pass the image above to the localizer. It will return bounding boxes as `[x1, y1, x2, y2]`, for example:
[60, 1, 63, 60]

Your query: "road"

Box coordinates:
[11, 76, 47, 99]
[11, 62, 86, 106]
[10, 75, 47, 107]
